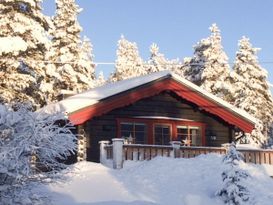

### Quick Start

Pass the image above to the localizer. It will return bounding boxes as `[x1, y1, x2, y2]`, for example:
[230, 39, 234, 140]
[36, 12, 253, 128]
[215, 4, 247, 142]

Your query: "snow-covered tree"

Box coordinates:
[93, 71, 106, 87]
[184, 24, 232, 101]
[109, 35, 146, 82]
[216, 143, 250, 205]
[147, 43, 183, 76]
[51, 0, 96, 93]
[0, 0, 54, 109]
[232, 36, 273, 144]
[0, 103, 77, 205]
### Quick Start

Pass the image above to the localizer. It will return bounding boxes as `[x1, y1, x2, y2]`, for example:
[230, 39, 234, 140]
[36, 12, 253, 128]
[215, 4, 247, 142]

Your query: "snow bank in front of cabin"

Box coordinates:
[43, 154, 273, 205]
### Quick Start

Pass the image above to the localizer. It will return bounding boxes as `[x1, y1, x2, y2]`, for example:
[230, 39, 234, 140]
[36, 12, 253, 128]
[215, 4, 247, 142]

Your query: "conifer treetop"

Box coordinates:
[183, 23, 232, 100]
[51, 0, 96, 93]
[147, 43, 182, 75]
[110, 35, 146, 82]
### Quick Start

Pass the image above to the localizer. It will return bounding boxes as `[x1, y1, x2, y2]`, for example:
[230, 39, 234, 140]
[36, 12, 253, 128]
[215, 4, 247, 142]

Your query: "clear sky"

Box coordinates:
[42, 0, 273, 84]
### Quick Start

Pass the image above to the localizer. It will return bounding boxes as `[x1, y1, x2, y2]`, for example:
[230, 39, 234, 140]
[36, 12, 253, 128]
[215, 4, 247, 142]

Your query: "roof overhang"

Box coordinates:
[67, 75, 256, 133]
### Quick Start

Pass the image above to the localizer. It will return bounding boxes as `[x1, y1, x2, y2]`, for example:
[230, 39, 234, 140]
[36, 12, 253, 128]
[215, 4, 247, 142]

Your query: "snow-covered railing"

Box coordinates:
[100, 140, 273, 169]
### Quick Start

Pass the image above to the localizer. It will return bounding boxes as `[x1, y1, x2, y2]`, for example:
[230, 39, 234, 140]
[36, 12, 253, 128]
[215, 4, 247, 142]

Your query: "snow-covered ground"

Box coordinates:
[43, 154, 273, 205]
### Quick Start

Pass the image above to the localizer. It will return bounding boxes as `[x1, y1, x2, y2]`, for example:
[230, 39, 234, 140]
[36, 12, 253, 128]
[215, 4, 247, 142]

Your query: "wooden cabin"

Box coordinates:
[41, 71, 257, 162]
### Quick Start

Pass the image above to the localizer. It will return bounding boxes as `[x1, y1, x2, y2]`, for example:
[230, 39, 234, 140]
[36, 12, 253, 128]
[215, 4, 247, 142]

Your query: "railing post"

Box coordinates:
[99, 140, 110, 164]
[77, 134, 87, 162]
[221, 143, 230, 154]
[112, 138, 124, 169]
[170, 141, 182, 158]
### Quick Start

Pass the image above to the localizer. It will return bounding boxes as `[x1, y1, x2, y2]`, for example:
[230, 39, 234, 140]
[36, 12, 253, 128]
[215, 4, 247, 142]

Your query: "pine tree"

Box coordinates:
[109, 35, 146, 82]
[0, 0, 53, 109]
[51, 0, 95, 93]
[147, 43, 183, 76]
[232, 36, 273, 145]
[184, 24, 232, 100]
[216, 143, 250, 205]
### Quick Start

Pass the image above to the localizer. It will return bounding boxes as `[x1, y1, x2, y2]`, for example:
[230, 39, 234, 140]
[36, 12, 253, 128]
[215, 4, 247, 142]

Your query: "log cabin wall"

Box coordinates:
[84, 91, 233, 162]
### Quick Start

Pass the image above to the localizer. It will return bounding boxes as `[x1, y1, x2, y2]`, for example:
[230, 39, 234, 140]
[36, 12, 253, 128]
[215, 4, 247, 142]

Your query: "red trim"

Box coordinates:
[116, 117, 206, 146]
[69, 78, 255, 133]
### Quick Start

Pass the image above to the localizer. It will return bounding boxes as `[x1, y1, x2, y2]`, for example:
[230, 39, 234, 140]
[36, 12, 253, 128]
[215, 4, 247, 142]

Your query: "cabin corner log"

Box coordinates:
[103, 143, 273, 166]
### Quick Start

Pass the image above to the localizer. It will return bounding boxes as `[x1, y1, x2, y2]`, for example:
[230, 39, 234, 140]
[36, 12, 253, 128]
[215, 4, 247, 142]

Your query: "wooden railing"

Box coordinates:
[104, 144, 273, 165]
[123, 144, 173, 160]
[240, 149, 273, 165]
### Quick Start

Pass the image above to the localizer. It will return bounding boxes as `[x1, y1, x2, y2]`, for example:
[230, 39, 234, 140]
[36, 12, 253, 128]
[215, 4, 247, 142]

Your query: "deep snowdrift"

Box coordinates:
[44, 154, 273, 205]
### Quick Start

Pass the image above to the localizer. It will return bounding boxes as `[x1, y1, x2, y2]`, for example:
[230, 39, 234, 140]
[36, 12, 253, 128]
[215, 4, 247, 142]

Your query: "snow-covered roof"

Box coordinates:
[40, 71, 170, 114]
[40, 71, 257, 125]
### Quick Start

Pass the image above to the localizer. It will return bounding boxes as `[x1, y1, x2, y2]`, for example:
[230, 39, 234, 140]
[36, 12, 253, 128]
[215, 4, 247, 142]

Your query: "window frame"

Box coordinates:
[176, 125, 203, 146]
[153, 123, 172, 145]
[120, 122, 147, 144]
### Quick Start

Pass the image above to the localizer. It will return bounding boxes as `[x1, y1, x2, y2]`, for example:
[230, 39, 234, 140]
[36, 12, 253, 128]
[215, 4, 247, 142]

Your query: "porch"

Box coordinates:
[100, 139, 273, 169]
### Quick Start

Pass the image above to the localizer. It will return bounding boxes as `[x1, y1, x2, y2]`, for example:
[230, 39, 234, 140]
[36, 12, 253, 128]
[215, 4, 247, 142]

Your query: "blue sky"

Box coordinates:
[43, 0, 273, 84]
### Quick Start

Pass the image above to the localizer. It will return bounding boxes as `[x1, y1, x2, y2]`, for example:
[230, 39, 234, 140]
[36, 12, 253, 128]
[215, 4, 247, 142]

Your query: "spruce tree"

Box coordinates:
[51, 0, 95, 93]
[217, 143, 250, 205]
[110, 35, 146, 82]
[0, 0, 53, 109]
[232, 36, 273, 144]
[184, 24, 232, 100]
[147, 43, 183, 76]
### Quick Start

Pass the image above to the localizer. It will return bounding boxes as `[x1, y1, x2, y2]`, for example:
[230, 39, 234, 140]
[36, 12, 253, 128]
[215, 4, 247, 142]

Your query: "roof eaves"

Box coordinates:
[169, 73, 258, 126]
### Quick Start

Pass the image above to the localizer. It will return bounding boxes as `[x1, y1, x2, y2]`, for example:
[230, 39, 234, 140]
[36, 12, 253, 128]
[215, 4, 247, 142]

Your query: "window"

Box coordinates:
[120, 122, 147, 144]
[154, 124, 171, 145]
[177, 125, 202, 146]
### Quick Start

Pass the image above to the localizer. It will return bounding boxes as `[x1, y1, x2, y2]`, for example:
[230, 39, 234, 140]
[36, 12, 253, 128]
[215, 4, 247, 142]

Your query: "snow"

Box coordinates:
[39, 71, 171, 114]
[0, 104, 77, 204]
[42, 154, 273, 205]
[236, 144, 260, 150]
[232, 36, 273, 145]
[0, 36, 28, 54]
[147, 43, 181, 74]
[110, 35, 146, 82]
[183, 24, 232, 101]
[50, 0, 96, 94]
[40, 70, 257, 126]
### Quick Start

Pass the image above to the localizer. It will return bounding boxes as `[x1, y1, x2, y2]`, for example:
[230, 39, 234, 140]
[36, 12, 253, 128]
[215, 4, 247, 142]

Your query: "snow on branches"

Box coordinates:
[147, 43, 182, 75]
[232, 37, 273, 144]
[0, 0, 52, 109]
[183, 24, 232, 101]
[216, 143, 251, 205]
[51, 0, 96, 93]
[0, 104, 77, 205]
[110, 35, 146, 82]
